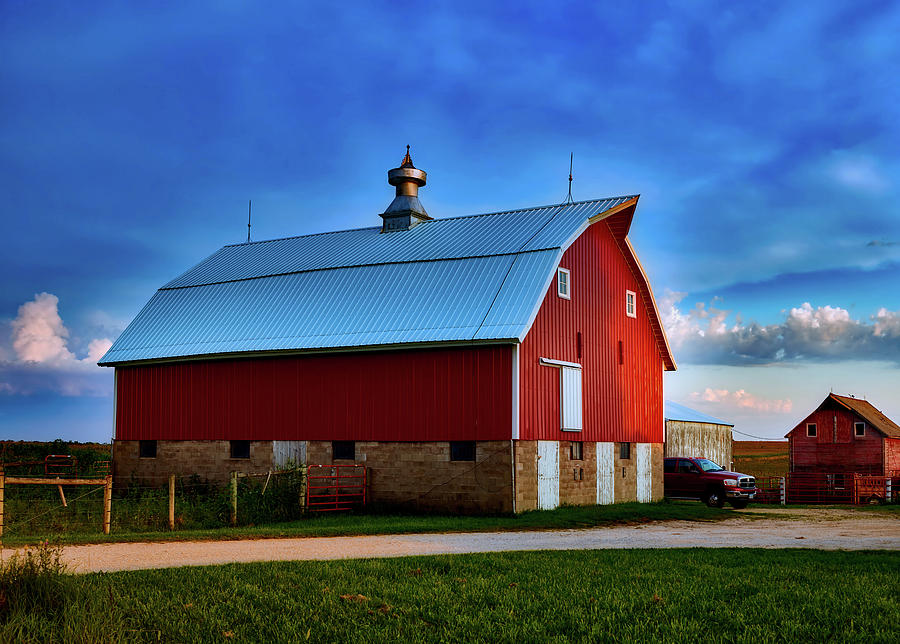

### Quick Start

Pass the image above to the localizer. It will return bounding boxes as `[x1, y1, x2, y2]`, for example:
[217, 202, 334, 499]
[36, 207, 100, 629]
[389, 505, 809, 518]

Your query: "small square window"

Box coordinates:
[557, 268, 571, 299]
[626, 290, 637, 318]
[332, 441, 355, 461]
[619, 442, 631, 459]
[806, 423, 817, 437]
[230, 440, 250, 459]
[139, 440, 157, 459]
[854, 422, 865, 437]
[570, 441, 584, 460]
[450, 441, 476, 462]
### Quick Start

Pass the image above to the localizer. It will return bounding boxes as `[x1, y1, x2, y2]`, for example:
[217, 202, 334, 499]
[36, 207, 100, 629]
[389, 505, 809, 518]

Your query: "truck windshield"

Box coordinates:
[695, 459, 725, 472]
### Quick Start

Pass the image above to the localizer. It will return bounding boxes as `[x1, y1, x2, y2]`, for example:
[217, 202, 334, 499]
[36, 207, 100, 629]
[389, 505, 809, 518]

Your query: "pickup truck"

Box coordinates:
[663, 457, 758, 508]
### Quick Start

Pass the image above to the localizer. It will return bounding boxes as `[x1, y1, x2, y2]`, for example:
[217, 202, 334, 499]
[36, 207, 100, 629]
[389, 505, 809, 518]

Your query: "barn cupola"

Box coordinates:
[380, 146, 433, 232]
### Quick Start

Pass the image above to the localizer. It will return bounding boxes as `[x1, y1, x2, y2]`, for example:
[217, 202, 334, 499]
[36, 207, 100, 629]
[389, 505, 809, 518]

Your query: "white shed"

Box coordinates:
[664, 401, 734, 470]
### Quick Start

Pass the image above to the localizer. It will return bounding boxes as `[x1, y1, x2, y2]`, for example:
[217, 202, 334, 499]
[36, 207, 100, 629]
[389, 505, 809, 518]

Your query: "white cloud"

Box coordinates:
[689, 388, 793, 414]
[1, 293, 113, 396]
[873, 308, 900, 338]
[660, 291, 900, 364]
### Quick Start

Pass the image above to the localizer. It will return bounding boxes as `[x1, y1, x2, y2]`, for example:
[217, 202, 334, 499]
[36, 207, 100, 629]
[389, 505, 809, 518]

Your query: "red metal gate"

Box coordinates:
[306, 465, 367, 512]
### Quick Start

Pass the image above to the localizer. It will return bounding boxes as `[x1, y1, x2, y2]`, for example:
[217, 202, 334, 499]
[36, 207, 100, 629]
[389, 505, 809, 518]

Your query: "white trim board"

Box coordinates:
[539, 357, 582, 369]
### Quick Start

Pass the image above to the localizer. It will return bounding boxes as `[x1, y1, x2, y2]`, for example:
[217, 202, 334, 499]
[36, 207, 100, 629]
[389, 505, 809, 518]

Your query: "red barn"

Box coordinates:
[101, 151, 676, 512]
[787, 393, 900, 476]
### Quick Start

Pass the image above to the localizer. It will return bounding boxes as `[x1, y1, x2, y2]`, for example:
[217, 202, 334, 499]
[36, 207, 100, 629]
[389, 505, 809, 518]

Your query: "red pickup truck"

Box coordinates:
[663, 457, 758, 508]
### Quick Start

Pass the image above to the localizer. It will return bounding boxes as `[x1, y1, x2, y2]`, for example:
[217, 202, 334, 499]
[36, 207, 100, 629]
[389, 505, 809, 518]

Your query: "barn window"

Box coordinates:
[450, 441, 476, 462]
[806, 423, 817, 437]
[230, 440, 250, 459]
[619, 442, 631, 459]
[626, 290, 637, 318]
[332, 441, 355, 461]
[570, 441, 584, 460]
[557, 268, 571, 299]
[854, 422, 865, 437]
[139, 440, 157, 459]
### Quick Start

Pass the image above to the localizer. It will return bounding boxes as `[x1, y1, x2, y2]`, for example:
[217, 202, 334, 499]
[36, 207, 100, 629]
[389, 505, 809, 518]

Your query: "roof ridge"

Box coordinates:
[159, 248, 558, 292]
[219, 195, 637, 248]
[223, 224, 381, 248]
[432, 195, 637, 223]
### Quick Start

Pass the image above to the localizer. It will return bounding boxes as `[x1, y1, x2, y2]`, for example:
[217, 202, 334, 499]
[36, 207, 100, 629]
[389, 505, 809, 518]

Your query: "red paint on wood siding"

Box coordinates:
[115, 346, 512, 442]
[519, 221, 665, 443]
[788, 400, 886, 474]
[885, 438, 900, 476]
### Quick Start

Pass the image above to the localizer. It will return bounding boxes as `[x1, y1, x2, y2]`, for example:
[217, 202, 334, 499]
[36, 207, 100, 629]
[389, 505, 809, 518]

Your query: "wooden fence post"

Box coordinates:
[103, 474, 112, 535]
[230, 471, 238, 526]
[780, 477, 786, 505]
[299, 464, 308, 514]
[168, 474, 176, 530]
[0, 467, 5, 539]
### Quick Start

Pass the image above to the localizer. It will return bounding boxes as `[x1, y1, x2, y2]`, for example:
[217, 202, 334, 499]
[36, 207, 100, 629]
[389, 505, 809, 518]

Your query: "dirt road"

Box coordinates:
[20, 508, 898, 574]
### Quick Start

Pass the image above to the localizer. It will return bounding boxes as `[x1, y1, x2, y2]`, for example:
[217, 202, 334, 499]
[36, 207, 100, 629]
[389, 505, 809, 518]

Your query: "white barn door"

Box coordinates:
[537, 440, 560, 510]
[596, 442, 615, 505]
[560, 367, 583, 431]
[636, 443, 652, 502]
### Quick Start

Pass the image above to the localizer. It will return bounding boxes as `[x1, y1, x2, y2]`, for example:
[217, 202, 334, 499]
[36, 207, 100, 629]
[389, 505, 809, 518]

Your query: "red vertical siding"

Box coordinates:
[788, 401, 885, 473]
[885, 438, 900, 476]
[115, 345, 512, 442]
[519, 221, 665, 443]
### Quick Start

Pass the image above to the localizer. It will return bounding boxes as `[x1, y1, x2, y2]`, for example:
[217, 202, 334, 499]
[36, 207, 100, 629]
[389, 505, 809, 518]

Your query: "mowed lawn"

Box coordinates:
[5, 549, 897, 643]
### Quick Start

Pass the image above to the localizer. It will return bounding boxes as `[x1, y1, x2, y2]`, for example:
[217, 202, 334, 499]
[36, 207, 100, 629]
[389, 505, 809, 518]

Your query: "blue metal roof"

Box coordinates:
[100, 196, 635, 365]
[664, 401, 733, 426]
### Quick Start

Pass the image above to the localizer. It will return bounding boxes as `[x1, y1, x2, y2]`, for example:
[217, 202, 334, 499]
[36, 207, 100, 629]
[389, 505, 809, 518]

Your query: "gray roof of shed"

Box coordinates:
[664, 401, 734, 427]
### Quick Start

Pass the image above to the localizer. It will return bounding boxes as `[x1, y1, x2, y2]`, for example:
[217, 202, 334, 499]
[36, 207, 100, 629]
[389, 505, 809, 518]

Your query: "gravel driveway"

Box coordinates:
[21, 508, 898, 574]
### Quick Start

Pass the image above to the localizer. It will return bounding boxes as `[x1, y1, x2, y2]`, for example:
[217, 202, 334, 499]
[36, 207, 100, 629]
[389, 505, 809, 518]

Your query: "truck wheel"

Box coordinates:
[730, 500, 748, 509]
[705, 488, 724, 508]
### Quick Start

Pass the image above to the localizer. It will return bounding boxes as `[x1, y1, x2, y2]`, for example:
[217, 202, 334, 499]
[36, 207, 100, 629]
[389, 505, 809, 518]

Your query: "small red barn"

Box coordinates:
[787, 393, 900, 476]
[101, 151, 676, 512]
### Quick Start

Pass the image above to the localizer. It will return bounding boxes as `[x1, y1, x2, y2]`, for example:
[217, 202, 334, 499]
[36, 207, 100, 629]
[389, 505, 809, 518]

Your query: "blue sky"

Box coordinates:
[1, 1, 898, 442]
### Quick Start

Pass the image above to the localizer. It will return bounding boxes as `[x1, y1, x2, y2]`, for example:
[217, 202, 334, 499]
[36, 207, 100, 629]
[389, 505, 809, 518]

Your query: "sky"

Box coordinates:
[1, 1, 898, 443]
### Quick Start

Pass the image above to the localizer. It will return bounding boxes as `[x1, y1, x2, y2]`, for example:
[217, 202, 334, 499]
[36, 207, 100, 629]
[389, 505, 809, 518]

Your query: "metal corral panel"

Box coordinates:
[537, 440, 560, 510]
[102, 197, 638, 366]
[596, 442, 615, 504]
[635, 443, 652, 502]
[519, 213, 666, 444]
[665, 421, 734, 469]
[114, 345, 512, 442]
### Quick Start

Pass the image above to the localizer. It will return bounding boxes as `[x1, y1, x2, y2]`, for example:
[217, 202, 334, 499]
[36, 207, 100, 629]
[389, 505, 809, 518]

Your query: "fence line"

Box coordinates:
[754, 472, 897, 505]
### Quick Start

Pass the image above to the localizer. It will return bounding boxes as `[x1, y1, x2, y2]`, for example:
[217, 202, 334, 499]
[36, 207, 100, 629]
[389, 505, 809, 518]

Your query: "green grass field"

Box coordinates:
[1, 501, 731, 547]
[732, 441, 790, 479]
[2, 549, 896, 643]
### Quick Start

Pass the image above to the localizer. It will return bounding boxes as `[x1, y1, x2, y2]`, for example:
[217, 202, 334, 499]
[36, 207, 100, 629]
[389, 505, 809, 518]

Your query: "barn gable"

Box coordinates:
[786, 394, 900, 439]
[787, 393, 900, 476]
